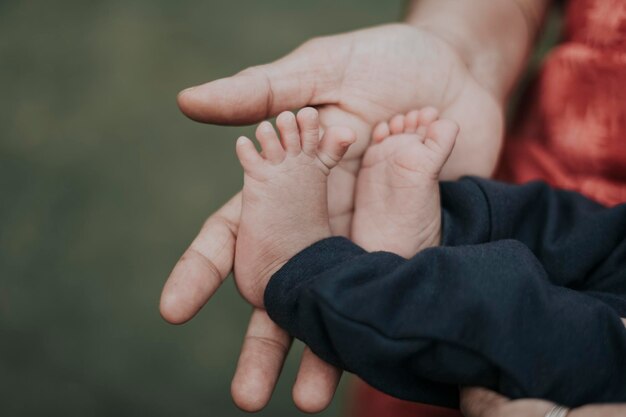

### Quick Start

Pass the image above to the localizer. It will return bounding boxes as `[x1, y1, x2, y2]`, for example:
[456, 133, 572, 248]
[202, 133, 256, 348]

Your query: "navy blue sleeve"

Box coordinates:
[265, 238, 626, 408]
[440, 178, 626, 314]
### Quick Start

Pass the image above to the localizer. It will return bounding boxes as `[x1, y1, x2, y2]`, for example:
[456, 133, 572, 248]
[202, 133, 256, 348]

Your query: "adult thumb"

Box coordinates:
[177, 38, 343, 125]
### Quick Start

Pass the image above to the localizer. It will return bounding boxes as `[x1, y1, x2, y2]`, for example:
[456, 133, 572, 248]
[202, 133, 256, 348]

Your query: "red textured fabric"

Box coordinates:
[498, 0, 626, 205]
[349, 1, 626, 415]
[347, 380, 462, 417]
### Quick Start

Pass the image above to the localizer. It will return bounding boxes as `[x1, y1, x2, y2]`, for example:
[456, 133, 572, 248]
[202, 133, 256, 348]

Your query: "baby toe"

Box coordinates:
[256, 121, 286, 164]
[296, 107, 320, 156]
[316, 127, 355, 171]
[276, 111, 301, 155]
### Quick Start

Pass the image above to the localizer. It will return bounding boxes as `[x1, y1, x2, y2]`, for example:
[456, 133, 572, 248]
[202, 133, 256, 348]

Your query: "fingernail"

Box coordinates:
[179, 86, 198, 96]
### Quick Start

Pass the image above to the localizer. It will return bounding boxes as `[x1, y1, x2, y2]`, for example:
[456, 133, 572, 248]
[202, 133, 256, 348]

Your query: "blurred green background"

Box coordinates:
[0, 1, 405, 416]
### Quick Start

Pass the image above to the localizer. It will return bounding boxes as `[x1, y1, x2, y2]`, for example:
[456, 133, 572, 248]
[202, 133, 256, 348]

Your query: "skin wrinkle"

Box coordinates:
[211, 210, 240, 239]
[237, 66, 278, 122]
[245, 334, 291, 355]
[306, 46, 322, 105]
[261, 68, 275, 120]
[185, 247, 225, 285]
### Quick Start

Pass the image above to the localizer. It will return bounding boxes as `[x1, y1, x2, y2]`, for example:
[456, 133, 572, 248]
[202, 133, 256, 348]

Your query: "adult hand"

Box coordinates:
[160, 23, 504, 412]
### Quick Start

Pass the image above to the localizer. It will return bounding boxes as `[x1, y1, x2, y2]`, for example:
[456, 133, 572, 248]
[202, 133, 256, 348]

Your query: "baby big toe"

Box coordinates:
[256, 121, 286, 164]
[424, 119, 459, 164]
[316, 127, 355, 170]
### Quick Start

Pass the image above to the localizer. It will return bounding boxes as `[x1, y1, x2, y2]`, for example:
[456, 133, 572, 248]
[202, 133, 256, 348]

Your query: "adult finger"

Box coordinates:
[159, 192, 241, 324]
[292, 347, 342, 413]
[459, 387, 509, 417]
[177, 36, 348, 125]
[231, 308, 292, 412]
[460, 387, 555, 417]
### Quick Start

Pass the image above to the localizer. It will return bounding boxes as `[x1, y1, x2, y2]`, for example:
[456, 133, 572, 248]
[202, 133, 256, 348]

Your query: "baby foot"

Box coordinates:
[352, 108, 458, 258]
[234, 108, 355, 307]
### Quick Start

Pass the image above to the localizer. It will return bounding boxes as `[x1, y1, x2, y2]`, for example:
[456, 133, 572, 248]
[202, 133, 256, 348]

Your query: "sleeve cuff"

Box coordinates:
[264, 236, 367, 334]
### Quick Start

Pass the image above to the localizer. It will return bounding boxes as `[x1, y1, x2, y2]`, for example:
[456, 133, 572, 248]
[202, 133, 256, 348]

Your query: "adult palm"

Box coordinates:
[161, 23, 503, 412]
